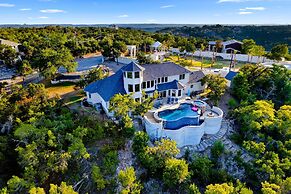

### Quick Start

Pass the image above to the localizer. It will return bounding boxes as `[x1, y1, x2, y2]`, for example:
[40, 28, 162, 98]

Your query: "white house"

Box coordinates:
[0, 38, 21, 53]
[208, 39, 243, 54]
[84, 62, 205, 116]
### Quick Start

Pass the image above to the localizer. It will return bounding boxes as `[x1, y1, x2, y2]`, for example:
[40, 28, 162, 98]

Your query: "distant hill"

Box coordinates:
[1, 24, 290, 50]
[157, 25, 291, 51]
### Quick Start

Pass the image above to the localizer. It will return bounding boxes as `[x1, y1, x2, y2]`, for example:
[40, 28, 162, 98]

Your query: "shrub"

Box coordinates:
[228, 98, 238, 109]
[91, 165, 106, 191]
[211, 141, 225, 161]
[163, 158, 189, 187]
[189, 183, 201, 194]
[102, 150, 118, 175]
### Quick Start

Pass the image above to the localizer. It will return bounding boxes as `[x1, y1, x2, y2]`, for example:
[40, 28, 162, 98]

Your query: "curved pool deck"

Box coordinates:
[144, 101, 223, 147]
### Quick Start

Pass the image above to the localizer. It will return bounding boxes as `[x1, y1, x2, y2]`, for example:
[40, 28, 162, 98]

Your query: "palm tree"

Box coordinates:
[212, 40, 223, 68]
[200, 44, 205, 70]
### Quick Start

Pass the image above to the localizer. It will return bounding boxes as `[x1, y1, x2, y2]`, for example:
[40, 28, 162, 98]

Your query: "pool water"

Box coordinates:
[194, 100, 205, 106]
[159, 103, 199, 121]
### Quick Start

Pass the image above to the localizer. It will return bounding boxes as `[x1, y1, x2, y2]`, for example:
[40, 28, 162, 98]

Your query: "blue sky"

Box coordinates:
[0, 0, 290, 24]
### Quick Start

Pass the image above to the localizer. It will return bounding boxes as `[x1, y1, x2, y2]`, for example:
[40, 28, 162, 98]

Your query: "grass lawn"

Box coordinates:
[63, 92, 85, 106]
[166, 55, 247, 70]
[46, 82, 77, 98]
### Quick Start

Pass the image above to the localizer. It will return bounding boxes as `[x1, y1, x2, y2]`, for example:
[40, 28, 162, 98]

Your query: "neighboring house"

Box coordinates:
[84, 62, 205, 116]
[208, 39, 243, 54]
[150, 41, 163, 52]
[0, 38, 21, 53]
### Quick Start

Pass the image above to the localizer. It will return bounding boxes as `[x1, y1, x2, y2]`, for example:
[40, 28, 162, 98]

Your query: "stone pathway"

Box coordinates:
[180, 119, 229, 155]
[179, 119, 253, 164]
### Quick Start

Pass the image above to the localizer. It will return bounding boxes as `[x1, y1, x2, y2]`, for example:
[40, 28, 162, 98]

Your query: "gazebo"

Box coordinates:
[150, 41, 163, 52]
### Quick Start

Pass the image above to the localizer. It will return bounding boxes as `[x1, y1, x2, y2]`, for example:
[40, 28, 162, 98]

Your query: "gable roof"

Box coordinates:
[142, 62, 191, 81]
[225, 71, 238, 81]
[0, 38, 20, 47]
[188, 71, 205, 83]
[157, 80, 184, 91]
[151, 41, 162, 48]
[122, 61, 145, 72]
[208, 39, 242, 46]
[84, 70, 126, 101]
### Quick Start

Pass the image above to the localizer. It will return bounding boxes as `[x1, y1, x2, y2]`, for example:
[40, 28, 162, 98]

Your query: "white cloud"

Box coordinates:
[0, 3, 15, 7]
[40, 9, 65, 13]
[238, 11, 254, 14]
[161, 5, 175, 8]
[39, 16, 49, 19]
[244, 6, 266, 10]
[19, 8, 32, 11]
[118, 14, 129, 18]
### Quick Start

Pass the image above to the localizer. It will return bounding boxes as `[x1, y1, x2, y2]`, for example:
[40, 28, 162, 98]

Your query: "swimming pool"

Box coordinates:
[159, 103, 198, 121]
[158, 103, 200, 130]
[59, 56, 104, 73]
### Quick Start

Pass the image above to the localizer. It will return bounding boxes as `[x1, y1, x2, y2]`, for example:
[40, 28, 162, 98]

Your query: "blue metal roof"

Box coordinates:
[157, 80, 184, 91]
[225, 71, 238, 81]
[84, 70, 126, 101]
[121, 61, 144, 72]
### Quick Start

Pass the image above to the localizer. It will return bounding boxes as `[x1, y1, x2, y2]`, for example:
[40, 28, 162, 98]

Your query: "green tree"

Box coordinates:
[132, 131, 149, 157]
[0, 44, 18, 66]
[142, 139, 180, 175]
[134, 91, 158, 117]
[49, 182, 77, 194]
[205, 183, 234, 194]
[211, 141, 225, 161]
[189, 183, 201, 194]
[118, 167, 143, 194]
[109, 93, 136, 129]
[163, 158, 189, 187]
[33, 47, 77, 79]
[270, 44, 289, 60]
[91, 165, 106, 191]
[190, 156, 213, 184]
[202, 74, 227, 106]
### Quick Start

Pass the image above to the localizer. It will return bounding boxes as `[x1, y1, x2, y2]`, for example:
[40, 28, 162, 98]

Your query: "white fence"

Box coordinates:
[192, 51, 274, 64]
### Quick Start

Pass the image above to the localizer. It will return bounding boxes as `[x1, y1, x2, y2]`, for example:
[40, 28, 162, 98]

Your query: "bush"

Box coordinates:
[228, 98, 238, 109]
[102, 151, 118, 175]
[132, 131, 149, 156]
[211, 141, 225, 161]
[189, 183, 201, 194]
[91, 165, 106, 191]
[163, 158, 189, 187]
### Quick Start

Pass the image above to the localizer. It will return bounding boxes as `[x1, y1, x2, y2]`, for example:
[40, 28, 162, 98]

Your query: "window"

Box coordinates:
[151, 80, 154, 87]
[127, 72, 133, 79]
[128, 84, 133, 92]
[178, 90, 182, 96]
[89, 93, 91, 98]
[172, 90, 176, 97]
[162, 77, 165, 83]
[165, 77, 168, 82]
[158, 78, 161, 83]
[147, 81, 151, 88]
[134, 72, 140, 79]
[179, 74, 185, 80]
[142, 82, 146, 89]
[168, 90, 171, 96]
[135, 84, 140, 92]
[162, 91, 166, 97]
